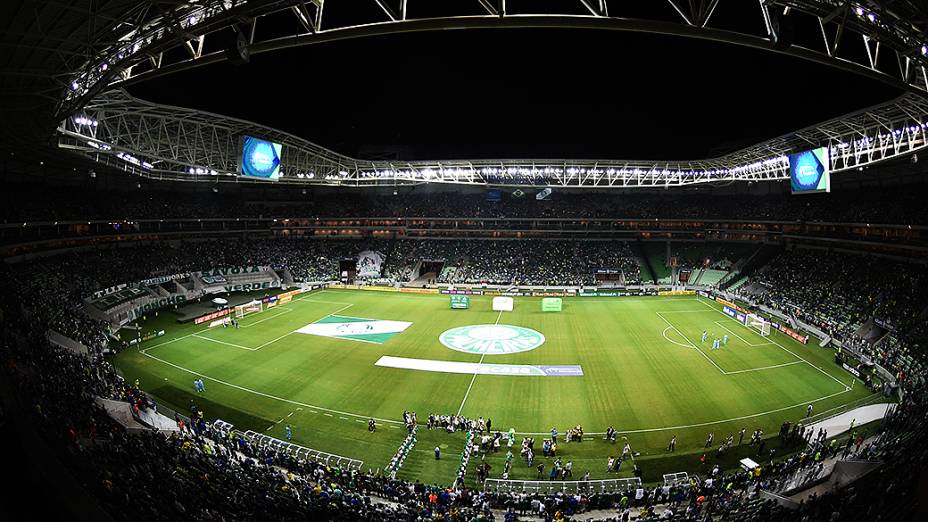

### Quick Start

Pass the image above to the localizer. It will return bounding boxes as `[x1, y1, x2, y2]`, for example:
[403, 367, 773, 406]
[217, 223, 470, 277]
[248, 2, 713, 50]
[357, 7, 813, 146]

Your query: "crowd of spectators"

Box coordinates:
[5, 184, 928, 224]
[1, 235, 927, 520]
[408, 240, 641, 287]
[738, 249, 928, 344]
[671, 244, 750, 272]
[6, 238, 383, 306]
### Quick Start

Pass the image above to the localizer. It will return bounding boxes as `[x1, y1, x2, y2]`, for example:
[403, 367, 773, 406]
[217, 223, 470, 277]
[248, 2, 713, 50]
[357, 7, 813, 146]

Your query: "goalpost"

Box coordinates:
[235, 300, 264, 319]
[747, 314, 771, 337]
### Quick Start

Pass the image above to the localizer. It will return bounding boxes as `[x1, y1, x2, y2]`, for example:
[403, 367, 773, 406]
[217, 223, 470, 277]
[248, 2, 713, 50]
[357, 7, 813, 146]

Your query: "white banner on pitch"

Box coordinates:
[492, 296, 514, 312]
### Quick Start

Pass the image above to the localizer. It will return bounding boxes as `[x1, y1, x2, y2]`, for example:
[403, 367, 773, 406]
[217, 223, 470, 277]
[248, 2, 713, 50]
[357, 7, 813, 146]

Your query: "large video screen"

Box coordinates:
[789, 147, 830, 194]
[240, 136, 282, 180]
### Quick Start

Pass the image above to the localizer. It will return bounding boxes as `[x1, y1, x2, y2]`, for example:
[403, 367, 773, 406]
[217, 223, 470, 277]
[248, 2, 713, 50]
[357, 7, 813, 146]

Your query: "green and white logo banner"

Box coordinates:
[439, 324, 545, 354]
[296, 315, 412, 344]
[356, 250, 385, 278]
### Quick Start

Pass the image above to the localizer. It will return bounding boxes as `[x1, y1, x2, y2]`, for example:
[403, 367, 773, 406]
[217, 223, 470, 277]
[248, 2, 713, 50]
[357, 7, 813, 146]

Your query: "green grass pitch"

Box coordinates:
[113, 289, 874, 486]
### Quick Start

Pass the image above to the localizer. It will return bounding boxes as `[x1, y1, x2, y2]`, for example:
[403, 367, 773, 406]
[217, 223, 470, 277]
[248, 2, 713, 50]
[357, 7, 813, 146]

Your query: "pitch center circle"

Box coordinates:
[439, 324, 545, 354]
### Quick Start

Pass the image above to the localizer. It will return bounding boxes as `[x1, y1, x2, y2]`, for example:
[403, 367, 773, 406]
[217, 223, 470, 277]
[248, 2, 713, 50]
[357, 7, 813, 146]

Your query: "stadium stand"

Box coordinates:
[5, 185, 928, 224]
[737, 249, 928, 344]
[1, 226, 926, 520]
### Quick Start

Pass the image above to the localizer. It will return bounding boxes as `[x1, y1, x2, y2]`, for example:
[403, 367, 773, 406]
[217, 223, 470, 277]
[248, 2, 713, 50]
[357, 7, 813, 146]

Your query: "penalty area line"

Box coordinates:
[723, 361, 803, 375]
[139, 349, 404, 426]
[239, 308, 293, 328]
[191, 334, 256, 351]
[712, 321, 773, 347]
[656, 311, 727, 375]
[140, 289, 339, 355]
[696, 297, 852, 390]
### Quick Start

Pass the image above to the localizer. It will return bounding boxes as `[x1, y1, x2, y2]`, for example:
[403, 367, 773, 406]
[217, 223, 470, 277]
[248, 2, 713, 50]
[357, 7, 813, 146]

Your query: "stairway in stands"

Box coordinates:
[720, 244, 781, 291]
[632, 240, 656, 284]
[378, 234, 399, 278]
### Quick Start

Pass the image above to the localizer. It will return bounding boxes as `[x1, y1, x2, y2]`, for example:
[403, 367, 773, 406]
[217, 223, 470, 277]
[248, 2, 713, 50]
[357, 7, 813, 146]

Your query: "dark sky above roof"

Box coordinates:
[129, 3, 902, 162]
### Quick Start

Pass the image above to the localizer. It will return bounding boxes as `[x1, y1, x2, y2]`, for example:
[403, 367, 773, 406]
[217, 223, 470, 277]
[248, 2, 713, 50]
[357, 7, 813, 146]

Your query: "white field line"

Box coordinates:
[661, 326, 693, 348]
[696, 297, 851, 390]
[141, 331, 199, 353]
[139, 290, 856, 436]
[192, 334, 256, 351]
[142, 298, 353, 355]
[141, 346, 852, 437]
[140, 289, 317, 352]
[713, 320, 773, 347]
[455, 310, 503, 416]
[659, 311, 819, 376]
[656, 311, 727, 375]
[253, 302, 354, 351]
[300, 298, 357, 306]
[140, 301, 853, 437]
[139, 348, 404, 425]
[723, 361, 803, 375]
[657, 309, 721, 313]
[240, 308, 293, 328]
[516, 387, 853, 436]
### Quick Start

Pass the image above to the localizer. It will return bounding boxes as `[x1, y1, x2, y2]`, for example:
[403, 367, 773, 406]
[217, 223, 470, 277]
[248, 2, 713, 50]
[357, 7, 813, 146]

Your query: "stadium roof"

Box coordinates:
[4, 1, 928, 183]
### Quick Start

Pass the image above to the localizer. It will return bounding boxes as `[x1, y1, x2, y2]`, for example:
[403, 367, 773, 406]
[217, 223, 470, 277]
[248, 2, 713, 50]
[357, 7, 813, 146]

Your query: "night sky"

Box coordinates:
[129, 4, 902, 162]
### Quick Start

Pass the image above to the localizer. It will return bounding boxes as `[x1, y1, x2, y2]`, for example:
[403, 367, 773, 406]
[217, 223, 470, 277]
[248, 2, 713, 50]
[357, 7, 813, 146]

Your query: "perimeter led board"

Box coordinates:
[240, 136, 282, 180]
[789, 147, 830, 194]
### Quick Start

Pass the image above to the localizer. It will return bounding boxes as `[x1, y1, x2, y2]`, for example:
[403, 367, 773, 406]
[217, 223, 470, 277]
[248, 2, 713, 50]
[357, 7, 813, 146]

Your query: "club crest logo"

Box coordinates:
[439, 324, 545, 354]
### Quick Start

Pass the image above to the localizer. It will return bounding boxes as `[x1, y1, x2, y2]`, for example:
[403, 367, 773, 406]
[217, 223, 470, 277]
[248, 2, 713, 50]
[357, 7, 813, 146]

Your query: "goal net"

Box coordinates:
[747, 314, 771, 337]
[235, 300, 263, 319]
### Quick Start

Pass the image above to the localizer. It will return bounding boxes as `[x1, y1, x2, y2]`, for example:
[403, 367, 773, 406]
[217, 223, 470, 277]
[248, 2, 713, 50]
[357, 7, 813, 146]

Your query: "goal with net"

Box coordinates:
[235, 300, 264, 319]
[747, 314, 771, 337]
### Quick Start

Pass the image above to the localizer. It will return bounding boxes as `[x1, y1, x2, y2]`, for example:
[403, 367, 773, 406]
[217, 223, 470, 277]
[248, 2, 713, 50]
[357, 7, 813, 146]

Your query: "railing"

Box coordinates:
[484, 477, 641, 494]
[662, 472, 693, 487]
[802, 392, 892, 428]
[241, 430, 363, 471]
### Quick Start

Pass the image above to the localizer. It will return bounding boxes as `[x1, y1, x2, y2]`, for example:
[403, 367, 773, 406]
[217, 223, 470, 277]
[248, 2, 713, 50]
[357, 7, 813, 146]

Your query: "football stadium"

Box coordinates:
[1, 2, 927, 521]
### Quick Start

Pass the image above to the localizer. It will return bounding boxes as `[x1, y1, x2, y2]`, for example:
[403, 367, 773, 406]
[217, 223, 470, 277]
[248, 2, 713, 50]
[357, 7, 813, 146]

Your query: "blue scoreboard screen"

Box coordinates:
[789, 147, 830, 194]
[240, 136, 282, 181]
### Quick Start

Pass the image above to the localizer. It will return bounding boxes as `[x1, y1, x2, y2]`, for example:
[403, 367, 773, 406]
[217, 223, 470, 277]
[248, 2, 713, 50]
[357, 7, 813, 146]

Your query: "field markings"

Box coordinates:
[657, 309, 720, 313]
[656, 311, 727, 375]
[301, 297, 357, 306]
[138, 302, 853, 437]
[192, 334, 256, 351]
[239, 308, 293, 328]
[515, 387, 852, 436]
[139, 289, 320, 353]
[455, 310, 502, 416]
[661, 326, 693, 349]
[723, 361, 803, 375]
[137, 289, 857, 439]
[713, 320, 774, 347]
[142, 298, 354, 356]
[141, 345, 853, 437]
[658, 310, 828, 377]
[695, 297, 852, 391]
